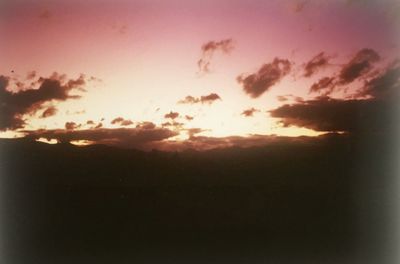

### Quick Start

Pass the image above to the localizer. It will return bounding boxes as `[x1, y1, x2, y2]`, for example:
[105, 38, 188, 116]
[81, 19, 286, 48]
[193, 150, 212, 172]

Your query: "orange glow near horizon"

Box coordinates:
[1, 0, 399, 149]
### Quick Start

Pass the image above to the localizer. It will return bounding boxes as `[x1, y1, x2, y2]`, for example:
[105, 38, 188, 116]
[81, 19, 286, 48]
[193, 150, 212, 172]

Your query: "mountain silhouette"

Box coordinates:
[0, 133, 396, 264]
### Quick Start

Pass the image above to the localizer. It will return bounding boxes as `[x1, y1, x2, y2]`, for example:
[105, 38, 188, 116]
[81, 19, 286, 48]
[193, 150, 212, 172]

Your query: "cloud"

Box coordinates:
[178, 93, 221, 104]
[197, 39, 234, 74]
[309, 77, 335, 94]
[0, 73, 88, 131]
[237, 58, 292, 98]
[40, 106, 57, 118]
[86, 120, 95, 125]
[136, 122, 156, 130]
[276, 95, 304, 103]
[25, 127, 178, 150]
[303, 52, 331, 77]
[65, 122, 80, 130]
[161, 122, 184, 129]
[338, 48, 380, 85]
[356, 59, 400, 99]
[241, 108, 259, 117]
[164, 111, 180, 119]
[307, 49, 383, 96]
[269, 95, 397, 133]
[111, 117, 133, 126]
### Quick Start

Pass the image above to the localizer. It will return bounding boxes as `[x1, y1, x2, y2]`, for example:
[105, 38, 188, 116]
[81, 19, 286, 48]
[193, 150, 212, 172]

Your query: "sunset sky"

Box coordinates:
[1, 0, 399, 150]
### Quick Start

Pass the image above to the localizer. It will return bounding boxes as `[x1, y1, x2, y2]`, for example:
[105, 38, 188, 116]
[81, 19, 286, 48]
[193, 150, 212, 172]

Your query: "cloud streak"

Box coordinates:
[111, 117, 134, 126]
[237, 58, 291, 98]
[25, 127, 179, 150]
[197, 39, 234, 74]
[303, 52, 331, 77]
[178, 93, 221, 104]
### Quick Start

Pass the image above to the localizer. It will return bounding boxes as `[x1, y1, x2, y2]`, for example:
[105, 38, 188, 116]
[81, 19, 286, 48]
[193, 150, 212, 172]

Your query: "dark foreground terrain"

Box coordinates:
[0, 134, 398, 264]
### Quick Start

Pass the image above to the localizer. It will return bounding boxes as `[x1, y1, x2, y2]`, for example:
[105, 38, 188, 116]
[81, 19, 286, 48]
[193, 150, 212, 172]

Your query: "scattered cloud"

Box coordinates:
[178, 93, 221, 104]
[271, 59, 399, 133]
[40, 106, 57, 118]
[0, 73, 89, 131]
[303, 52, 331, 77]
[276, 95, 304, 103]
[164, 111, 180, 120]
[237, 58, 291, 98]
[111, 117, 133, 126]
[356, 59, 400, 99]
[337, 48, 380, 85]
[307, 48, 383, 96]
[65, 122, 80, 130]
[161, 121, 184, 129]
[136, 121, 156, 130]
[309, 77, 335, 94]
[241, 108, 259, 117]
[197, 39, 234, 74]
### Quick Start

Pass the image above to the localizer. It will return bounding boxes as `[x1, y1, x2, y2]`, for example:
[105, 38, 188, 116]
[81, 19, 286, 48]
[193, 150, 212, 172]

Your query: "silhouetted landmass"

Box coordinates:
[0, 134, 397, 264]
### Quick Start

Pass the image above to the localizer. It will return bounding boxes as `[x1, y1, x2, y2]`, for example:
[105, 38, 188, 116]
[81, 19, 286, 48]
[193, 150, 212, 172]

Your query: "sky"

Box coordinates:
[1, 0, 399, 150]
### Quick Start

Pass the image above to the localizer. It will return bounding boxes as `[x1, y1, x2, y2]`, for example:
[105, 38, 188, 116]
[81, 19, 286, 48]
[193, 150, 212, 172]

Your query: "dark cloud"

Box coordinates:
[356, 60, 400, 99]
[0, 73, 88, 131]
[276, 95, 304, 103]
[303, 52, 331, 77]
[178, 96, 198, 104]
[161, 121, 184, 129]
[307, 49, 383, 96]
[25, 127, 178, 150]
[200, 93, 221, 104]
[86, 120, 95, 125]
[178, 93, 221, 104]
[164, 111, 180, 120]
[111, 117, 133, 126]
[309, 77, 335, 94]
[338, 48, 380, 85]
[197, 39, 234, 74]
[269, 95, 397, 133]
[136, 122, 156, 130]
[241, 108, 259, 117]
[40, 106, 57, 118]
[65, 122, 80, 130]
[237, 58, 291, 98]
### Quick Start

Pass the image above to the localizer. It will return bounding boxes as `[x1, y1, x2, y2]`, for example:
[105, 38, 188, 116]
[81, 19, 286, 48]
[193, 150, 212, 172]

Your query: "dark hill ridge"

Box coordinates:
[0, 135, 397, 264]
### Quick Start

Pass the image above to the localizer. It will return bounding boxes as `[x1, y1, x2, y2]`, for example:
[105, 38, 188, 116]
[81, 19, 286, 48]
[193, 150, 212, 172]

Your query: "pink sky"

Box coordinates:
[1, 0, 399, 149]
